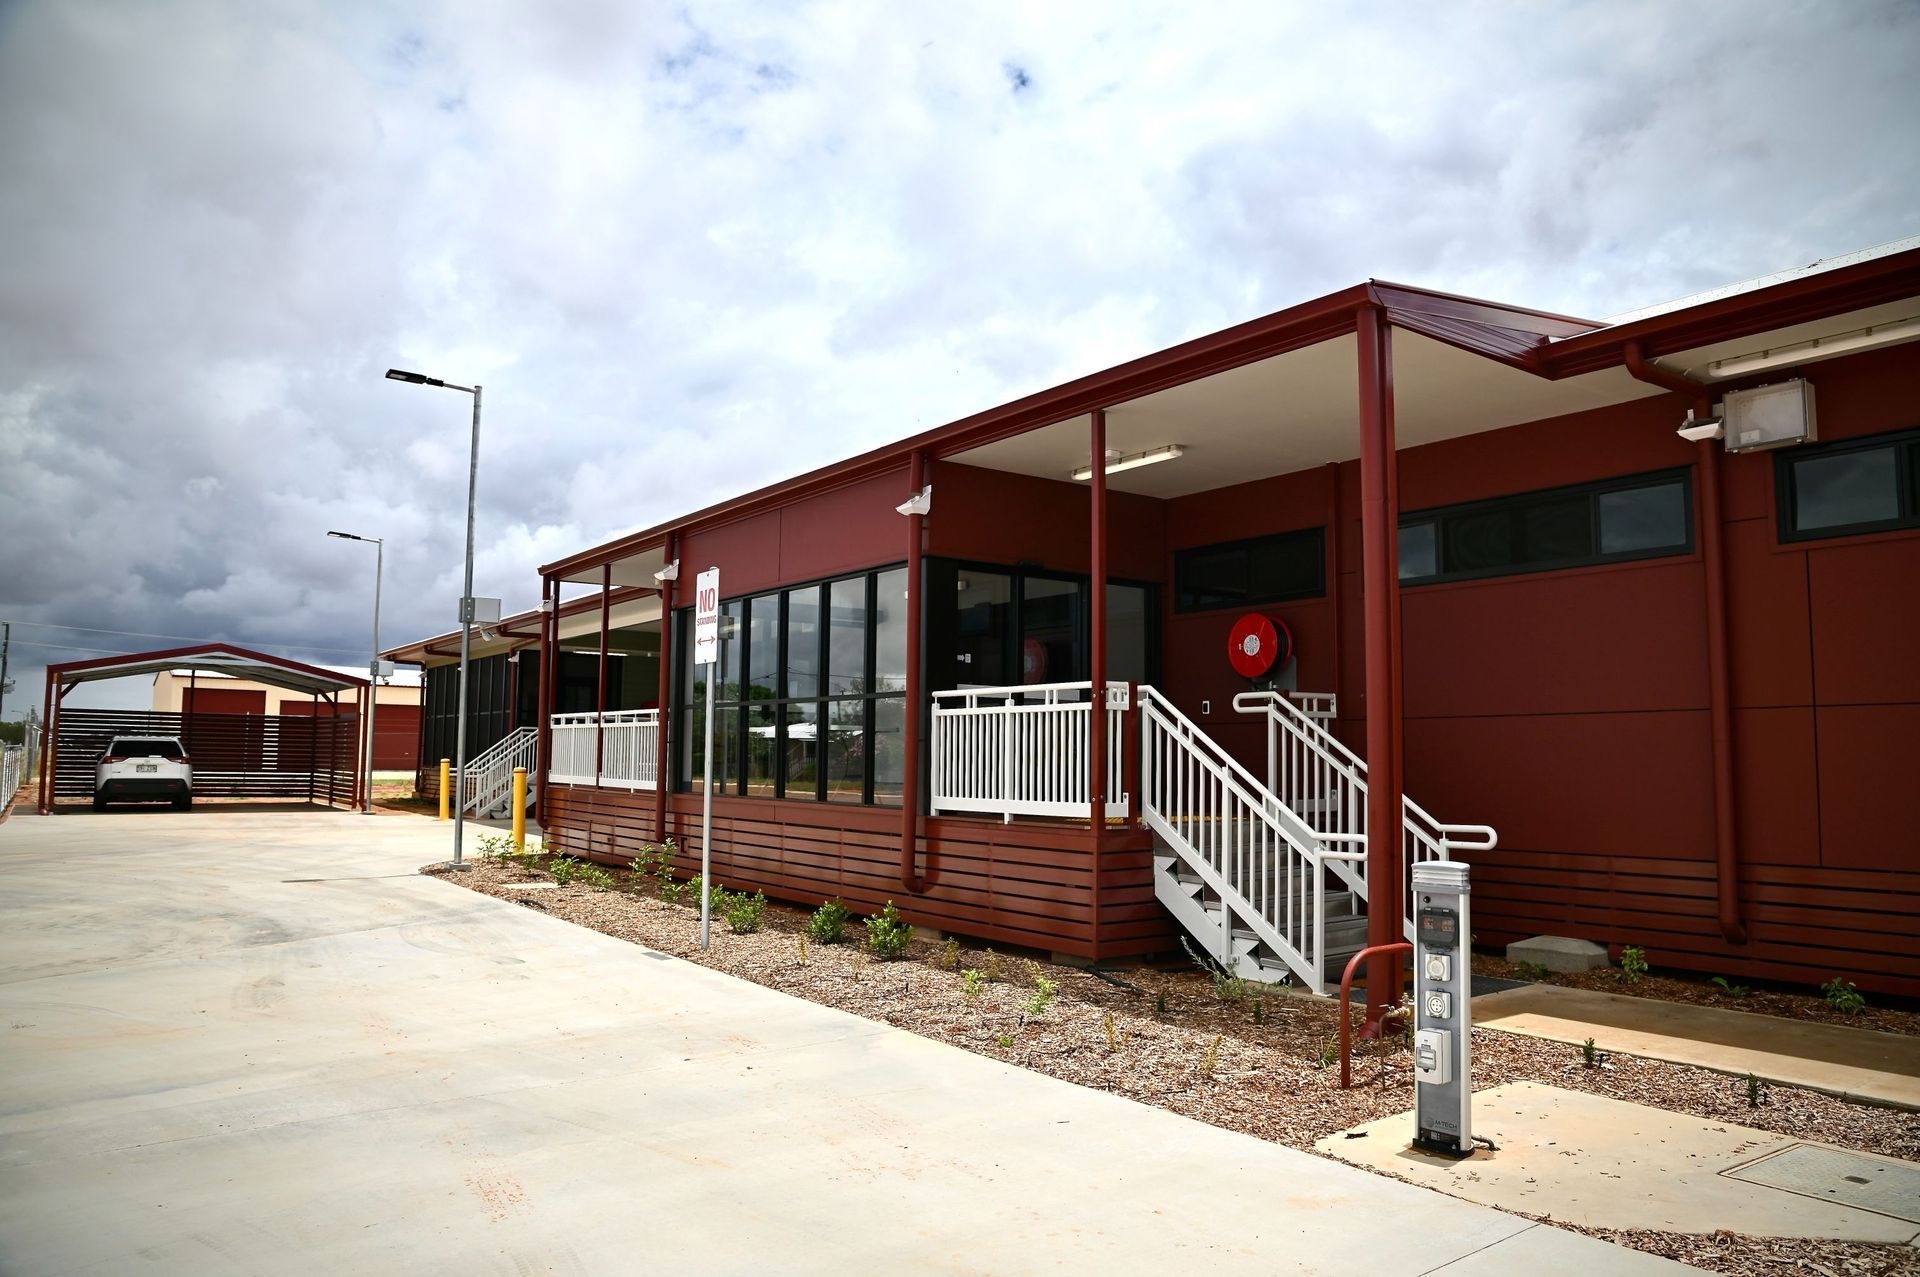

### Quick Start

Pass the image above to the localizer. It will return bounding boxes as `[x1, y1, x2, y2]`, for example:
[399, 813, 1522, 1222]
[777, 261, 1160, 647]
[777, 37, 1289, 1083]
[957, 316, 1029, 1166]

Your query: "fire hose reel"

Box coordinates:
[1226, 612, 1293, 681]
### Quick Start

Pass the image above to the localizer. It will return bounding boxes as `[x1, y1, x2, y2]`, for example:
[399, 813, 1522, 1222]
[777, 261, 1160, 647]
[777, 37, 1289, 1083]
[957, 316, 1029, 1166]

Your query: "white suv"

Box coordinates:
[95, 736, 193, 809]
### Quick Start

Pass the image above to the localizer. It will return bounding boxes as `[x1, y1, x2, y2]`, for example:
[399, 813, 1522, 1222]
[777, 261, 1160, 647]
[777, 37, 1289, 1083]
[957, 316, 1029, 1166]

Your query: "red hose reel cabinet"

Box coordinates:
[1226, 612, 1293, 680]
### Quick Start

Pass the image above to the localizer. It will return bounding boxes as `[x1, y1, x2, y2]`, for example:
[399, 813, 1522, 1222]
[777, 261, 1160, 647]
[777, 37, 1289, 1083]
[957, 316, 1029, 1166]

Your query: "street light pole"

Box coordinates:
[386, 367, 483, 870]
[327, 530, 384, 814]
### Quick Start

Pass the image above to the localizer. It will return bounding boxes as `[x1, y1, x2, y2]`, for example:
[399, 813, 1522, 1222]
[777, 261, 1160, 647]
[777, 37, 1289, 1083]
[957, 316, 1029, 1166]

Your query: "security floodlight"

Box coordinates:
[1675, 414, 1724, 444]
[895, 485, 933, 517]
[654, 559, 680, 582]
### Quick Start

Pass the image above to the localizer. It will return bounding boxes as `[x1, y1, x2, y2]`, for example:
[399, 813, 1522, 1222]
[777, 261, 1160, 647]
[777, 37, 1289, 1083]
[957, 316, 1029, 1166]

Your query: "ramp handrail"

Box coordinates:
[929, 681, 1128, 822]
[462, 726, 539, 814]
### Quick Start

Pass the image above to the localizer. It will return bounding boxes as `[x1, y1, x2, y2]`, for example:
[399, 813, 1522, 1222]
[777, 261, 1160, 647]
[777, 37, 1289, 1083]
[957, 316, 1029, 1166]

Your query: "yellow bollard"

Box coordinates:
[438, 758, 450, 821]
[512, 766, 528, 850]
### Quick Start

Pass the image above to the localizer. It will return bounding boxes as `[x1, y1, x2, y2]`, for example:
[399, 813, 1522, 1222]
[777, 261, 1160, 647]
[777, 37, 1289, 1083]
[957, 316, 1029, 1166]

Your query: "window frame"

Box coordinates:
[927, 557, 1162, 691]
[1172, 526, 1327, 614]
[1398, 467, 1695, 587]
[1775, 425, 1920, 543]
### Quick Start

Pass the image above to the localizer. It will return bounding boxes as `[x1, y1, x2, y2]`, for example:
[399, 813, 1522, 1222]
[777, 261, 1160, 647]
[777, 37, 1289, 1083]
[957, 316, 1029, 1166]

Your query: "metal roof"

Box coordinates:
[47, 644, 368, 697]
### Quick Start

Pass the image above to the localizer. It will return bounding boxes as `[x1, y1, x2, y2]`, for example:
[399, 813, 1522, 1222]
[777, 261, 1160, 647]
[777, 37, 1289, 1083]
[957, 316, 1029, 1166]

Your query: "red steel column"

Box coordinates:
[899, 450, 927, 893]
[1357, 307, 1407, 1018]
[534, 576, 553, 826]
[595, 563, 611, 785]
[37, 671, 54, 813]
[655, 534, 675, 844]
[1088, 408, 1109, 955]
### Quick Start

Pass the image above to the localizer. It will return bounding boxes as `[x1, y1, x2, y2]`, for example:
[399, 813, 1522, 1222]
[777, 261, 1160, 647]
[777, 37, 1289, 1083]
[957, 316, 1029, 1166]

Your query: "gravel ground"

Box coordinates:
[1473, 953, 1920, 1037]
[427, 854, 1920, 1276]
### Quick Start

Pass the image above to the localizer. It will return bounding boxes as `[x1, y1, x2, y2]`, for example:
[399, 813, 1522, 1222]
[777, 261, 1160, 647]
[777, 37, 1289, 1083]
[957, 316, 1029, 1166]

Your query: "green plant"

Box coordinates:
[651, 840, 678, 883]
[1024, 976, 1058, 1015]
[1155, 991, 1167, 1015]
[929, 938, 961, 971]
[1181, 936, 1250, 1002]
[1103, 1012, 1119, 1051]
[1745, 1072, 1769, 1108]
[808, 899, 851, 944]
[575, 862, 615, 892]
[477, 833, 514, 860]
[1314, 1038, 1339, 1070]
[548, 856, 583, 886]
[1618, 946, 1649, 985]
[1201, 1033, 1222, 1078]
[1513, 960, 1552, 981]
[1710, 976, 1751, 1000]
[725, 890, 767, 934]
[979, 949, 1005, 982]
[1252, 998, 1265, 1026]
[1821, 977, 1866, 1016]
[797, 935, 810, 965]
[996, 1034, 1014, 1050]
[961, 968, 985, 1000]
[659, 879, 690, 905]
[864, 901, 912, 960]
[1582, 1037, 1598, 1068]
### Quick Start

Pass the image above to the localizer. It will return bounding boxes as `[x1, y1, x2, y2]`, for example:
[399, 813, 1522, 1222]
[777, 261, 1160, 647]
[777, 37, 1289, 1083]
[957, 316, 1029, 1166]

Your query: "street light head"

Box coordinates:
[385, 368, 440, 386]
[327, 530, 356, 540]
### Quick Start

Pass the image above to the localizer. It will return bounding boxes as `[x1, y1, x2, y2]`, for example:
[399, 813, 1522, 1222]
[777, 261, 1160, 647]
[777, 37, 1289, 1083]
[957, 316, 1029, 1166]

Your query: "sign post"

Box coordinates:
[694, 567, 720, 950]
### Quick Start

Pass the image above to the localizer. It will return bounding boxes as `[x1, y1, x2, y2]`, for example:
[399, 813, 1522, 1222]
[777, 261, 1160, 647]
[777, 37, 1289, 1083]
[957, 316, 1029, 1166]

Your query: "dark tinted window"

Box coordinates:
[1175, 527, 1325, 612]
[1778, 428, 1920, 541]
[1402, 469, 1692, 584]
[108, 738, 184, 758]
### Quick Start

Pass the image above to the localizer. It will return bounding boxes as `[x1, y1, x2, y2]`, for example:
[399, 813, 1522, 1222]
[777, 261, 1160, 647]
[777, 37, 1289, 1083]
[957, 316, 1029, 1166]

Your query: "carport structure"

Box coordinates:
[37, 645, 368, 813]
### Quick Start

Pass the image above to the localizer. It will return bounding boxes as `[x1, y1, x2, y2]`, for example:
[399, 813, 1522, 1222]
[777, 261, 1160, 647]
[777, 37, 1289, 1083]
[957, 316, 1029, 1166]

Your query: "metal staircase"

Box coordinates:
[1139, 686, 1494, 994]
[461, 726, 539, 818]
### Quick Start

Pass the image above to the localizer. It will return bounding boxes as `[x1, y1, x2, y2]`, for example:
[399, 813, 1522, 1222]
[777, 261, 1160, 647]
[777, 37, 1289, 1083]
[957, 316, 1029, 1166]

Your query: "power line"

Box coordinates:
[0, 619, 369, 659]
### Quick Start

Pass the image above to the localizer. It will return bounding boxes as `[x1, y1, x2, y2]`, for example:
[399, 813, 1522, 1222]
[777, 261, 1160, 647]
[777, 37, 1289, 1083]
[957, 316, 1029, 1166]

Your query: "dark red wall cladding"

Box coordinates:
[542, 341, 1920, 994]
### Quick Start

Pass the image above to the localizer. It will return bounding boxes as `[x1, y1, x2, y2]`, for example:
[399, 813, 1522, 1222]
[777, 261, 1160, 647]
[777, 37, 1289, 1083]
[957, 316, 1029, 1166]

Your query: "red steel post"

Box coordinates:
[595, 563, 611, 785]
[1088, 408, 1109, 952]
[37, 671, 54, 813]
[655, 534, 675, 845]
[899, 450, 927, 893]
[1356, 307, 1407, 1017]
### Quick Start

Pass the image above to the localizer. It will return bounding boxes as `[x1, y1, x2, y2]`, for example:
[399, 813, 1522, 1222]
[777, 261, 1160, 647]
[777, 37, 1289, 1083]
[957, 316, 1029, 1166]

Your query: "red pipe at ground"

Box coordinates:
[1624, 342, 1746, 945]
[899, 450, 928, 894]
[1338, 941, 1412, 1088]
[1356, 308, 1407, 1018]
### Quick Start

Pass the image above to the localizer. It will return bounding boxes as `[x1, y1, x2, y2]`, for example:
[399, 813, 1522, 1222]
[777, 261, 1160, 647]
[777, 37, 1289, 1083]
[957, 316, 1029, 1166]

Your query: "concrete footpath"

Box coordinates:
[0, 809, 1688, 1275]
[1476, 984, 1920, 1109]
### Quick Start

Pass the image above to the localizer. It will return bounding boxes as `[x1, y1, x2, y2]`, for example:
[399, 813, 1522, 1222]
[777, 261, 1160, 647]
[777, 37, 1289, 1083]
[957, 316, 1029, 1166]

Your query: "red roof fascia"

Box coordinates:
[383, 586, 661, 664]
[47, 642, 368, 688]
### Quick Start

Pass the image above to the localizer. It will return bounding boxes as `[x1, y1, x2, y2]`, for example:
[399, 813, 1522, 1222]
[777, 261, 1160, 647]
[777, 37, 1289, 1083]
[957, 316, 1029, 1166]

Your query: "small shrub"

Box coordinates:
[996, 1034, 1014, 1050]
[1252, 998, 1265, 1026]
[659, 879, 689, 905]
[961, 968, 985, 1001]
[797, 935, 810, 965]
[1746, 1072, 1769, 1108]
[1182, 936, 1249, 1003]
[575, 862, 614, 892]
[725, 890, 767, 934]
[928, 938, 961, 971]
[548, 856, 582, 886]
[1618, 946, 1649, 985]
[477, 833, 514, 860]
[1201, 1033, 1223, 1078]
[1103, 1011, 1119, 1051]
[979, 949, 1005, 983]
[864, 901, 912, 960]
[1024, 976, 1058, 1016]
[808, 899, 851, 944]
[1314, 1038, 1339, 1070]
[1155, 991, 1167, 1015]
[651, 841, 678, 883]
[1582, 1037, 1599, 1068]
[1821, 977, 1866, 1016]
[1710, 975, 1751, 1000]
[1513, 960, 1552, 982]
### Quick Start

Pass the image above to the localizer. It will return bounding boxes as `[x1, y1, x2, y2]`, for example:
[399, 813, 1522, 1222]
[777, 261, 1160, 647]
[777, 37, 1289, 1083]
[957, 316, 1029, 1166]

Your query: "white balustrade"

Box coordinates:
[548, 710, 659, 791]
[929, 681, 1129, 822]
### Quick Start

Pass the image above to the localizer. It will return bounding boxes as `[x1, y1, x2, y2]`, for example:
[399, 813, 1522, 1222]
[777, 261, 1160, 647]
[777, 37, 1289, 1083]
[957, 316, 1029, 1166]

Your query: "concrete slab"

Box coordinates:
[1475, 984, 1920, 1109]
[1506, 935, 1610, 972]
[1316, 1081, 1920, 1243]
[0, 809, 1693, 1275]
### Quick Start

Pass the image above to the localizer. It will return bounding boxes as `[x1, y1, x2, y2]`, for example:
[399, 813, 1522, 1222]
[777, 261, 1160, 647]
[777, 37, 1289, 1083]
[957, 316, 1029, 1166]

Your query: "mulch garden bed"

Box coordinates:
[425, 849, 1920, 1277]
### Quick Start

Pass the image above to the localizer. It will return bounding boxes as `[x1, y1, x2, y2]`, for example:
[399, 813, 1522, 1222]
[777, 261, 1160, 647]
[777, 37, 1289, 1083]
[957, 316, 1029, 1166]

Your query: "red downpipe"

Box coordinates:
[37, 670, 54, 813]
[1088, 408, 1109, 954]
[1625, 341, 1746, 944]
[595, 563, 611, 785]
[655, 533, 676, 845]
[1356, 307, 1407, 1018]
[900, 450, 928, 893]
[535, 576, 553, 826]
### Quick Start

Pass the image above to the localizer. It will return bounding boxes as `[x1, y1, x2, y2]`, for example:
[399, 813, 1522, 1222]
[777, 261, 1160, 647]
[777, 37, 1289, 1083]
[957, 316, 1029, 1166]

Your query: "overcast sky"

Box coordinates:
[4, 1, 1918, 713]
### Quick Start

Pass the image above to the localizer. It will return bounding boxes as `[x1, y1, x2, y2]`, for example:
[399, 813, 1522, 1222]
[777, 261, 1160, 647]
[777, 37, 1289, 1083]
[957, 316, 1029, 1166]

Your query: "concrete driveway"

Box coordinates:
[0, 808, 1687, 1275]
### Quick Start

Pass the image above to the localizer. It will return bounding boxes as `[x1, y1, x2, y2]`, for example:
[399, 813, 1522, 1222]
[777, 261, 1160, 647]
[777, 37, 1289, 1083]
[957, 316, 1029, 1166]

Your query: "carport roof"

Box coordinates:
[47, 644, 368, 698]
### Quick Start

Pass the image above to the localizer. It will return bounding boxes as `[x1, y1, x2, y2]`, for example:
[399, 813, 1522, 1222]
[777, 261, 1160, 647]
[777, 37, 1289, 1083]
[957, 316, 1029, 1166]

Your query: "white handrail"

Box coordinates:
[929, 681, 1128, 822]
[462, 726, 539, 814]
[549, 710, 659, 790]
[1139, 686, 1346, 993]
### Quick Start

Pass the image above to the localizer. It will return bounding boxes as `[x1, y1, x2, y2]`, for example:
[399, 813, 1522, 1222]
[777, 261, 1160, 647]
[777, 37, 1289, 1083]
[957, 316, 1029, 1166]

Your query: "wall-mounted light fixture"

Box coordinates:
[1071, 444, 1184, 481]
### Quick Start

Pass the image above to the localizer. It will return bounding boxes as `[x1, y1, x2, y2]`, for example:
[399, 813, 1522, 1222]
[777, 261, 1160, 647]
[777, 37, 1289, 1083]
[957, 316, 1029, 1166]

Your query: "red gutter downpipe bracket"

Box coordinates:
[1339, 942, 1413, 1088]
[900, 449, 929, 894]
[1623, 342, 1746, 945]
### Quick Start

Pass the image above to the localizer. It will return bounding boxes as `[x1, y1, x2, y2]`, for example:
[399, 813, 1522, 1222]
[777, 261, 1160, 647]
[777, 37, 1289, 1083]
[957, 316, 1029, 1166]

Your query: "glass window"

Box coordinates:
[785, 586, 820, 699]
[1174, 527, 1325, 612]
[780, 702, 819, 800]
[823, 698, 867, 803]
[1791, 447, 1900, 531]
[1021, 576, 1079, 684]
[1399, 521, 1438, 581]
[871, 697, 905, 806]
[1444, 508, 1513, 574]
[1106, 583, 1150, 685]
[747, 593, 780, 695]
[717, 599, 742, 700]
[827, 577, 867, 696]
[744, 704, 776, 796]
[1599, 480, 1688, 554]
[873, 567, 909, 693]
[1523, 494, 1593, 564]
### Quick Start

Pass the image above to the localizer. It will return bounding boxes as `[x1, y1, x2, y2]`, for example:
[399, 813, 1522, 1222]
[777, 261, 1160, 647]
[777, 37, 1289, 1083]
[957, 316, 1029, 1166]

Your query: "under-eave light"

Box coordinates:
[1071, 444, 1185, 482]
[1701, 315, 1920, 381]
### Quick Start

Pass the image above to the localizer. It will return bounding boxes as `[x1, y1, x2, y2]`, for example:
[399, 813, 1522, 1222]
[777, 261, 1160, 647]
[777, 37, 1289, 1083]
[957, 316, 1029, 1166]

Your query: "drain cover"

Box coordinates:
[1724, 1143, 1920, 1223]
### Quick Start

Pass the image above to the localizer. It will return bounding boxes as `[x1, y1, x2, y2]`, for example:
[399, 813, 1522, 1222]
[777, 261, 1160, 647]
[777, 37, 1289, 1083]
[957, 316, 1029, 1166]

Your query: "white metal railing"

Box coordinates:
[462, 726, 539, 815]
[1139, 686, 1360, 994]
[1, 746, 22, 813]
[548, 710, 660, 791]
[1232, 691, 1496, 932]
[929, 681, 1128, 822]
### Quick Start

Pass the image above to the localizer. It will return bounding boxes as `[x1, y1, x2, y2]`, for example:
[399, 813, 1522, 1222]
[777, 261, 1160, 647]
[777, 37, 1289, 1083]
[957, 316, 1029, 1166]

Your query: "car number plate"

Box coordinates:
[136, 763, 158, 773]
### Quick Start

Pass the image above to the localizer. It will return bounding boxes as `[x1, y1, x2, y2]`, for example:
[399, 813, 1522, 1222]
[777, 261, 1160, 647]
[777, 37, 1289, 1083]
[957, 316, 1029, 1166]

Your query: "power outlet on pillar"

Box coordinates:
[1411, 859, 1475, 1159]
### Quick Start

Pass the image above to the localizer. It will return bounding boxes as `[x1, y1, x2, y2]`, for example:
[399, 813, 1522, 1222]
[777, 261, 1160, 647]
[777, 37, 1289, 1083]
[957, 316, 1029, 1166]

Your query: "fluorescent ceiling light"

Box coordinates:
[1071, 444, 1185, 482]
[1702, 315, 1920, 381]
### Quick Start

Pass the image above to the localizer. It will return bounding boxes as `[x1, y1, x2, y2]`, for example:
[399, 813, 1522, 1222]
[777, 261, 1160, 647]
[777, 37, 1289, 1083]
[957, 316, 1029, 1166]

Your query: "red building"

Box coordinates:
[391, 242, 1920, 999]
